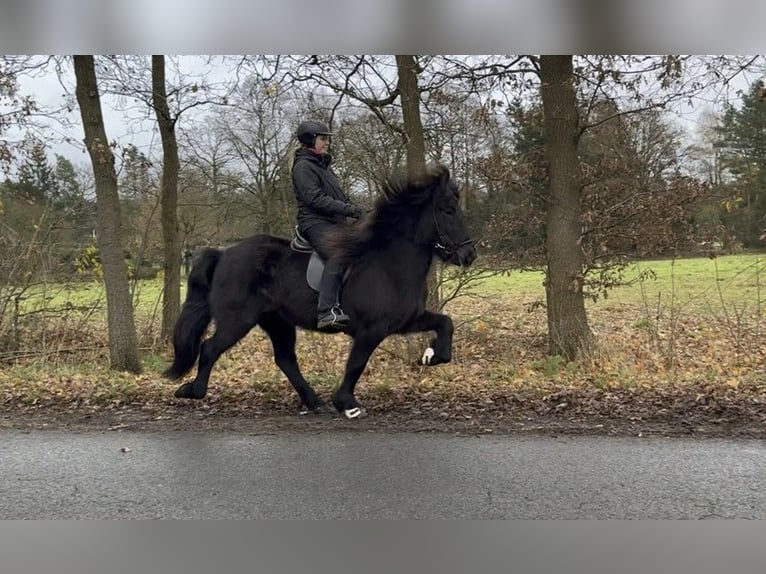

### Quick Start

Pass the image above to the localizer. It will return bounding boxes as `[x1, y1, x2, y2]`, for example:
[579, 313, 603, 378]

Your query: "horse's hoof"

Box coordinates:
[344, 407, 362, 419]
[421, 347, 435, 365]
[174, 383, 203, 399]
[300, 403, 334, 416]
[174, 383, 193, 398]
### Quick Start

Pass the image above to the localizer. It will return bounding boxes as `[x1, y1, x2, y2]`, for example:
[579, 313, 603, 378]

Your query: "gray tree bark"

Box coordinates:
[152, 55, 181, 342]
[540, 55, 593, 359]
[396, 55, 427, 178]
[73, 55, 141, 373]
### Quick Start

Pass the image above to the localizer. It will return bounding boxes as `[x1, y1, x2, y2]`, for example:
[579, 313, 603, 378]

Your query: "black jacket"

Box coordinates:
[292, 148, 360, 232]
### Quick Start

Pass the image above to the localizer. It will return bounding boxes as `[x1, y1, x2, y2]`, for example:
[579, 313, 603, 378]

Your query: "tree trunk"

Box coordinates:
[152, 55, 181, 342]
[540, 55, 593, 359]
[396, 55, 427, 178]
[395, 54, 439, 357]
[73, 55, 141, 373]
[396, 54, 440, 312]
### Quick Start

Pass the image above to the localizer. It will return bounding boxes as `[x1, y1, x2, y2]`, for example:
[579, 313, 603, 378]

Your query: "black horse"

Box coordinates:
[163, 163, 477, 418]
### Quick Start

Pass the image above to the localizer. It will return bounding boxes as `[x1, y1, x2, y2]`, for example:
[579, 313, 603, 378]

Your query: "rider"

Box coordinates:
[291, 119, 364, 332]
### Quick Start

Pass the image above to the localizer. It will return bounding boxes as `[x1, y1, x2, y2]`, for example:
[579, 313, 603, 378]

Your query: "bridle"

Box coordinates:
[433, 208, 473, 258]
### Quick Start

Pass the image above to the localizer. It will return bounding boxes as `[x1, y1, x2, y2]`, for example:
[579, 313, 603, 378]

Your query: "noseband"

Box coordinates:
[433, 210, 473, 257]
[434, 236, 473, 256]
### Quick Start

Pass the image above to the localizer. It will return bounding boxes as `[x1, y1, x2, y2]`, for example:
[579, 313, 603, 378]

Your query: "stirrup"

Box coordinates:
[317, 307, 350, 331]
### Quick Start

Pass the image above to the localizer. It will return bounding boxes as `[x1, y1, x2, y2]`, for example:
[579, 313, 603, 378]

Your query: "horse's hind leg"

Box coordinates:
[332, 335, 383, 418]
[175, 318, 253, 399]
[402, 311, 454, 366]
[259, 313, 329, 414]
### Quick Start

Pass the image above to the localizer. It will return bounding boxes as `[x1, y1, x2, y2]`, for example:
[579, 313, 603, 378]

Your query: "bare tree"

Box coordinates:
[0, 57, 38, 173]
[152, 55, 181, 341]
[73, 55, 141, 372]
[257, 55, 423, 171]
[213, 78, 299, 235]
[178, 125, 242, 244]
[96, 55, 230, 340]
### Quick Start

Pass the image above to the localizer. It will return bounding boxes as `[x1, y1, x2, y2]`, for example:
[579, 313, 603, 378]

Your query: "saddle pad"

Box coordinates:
[306, 251, 324, 292]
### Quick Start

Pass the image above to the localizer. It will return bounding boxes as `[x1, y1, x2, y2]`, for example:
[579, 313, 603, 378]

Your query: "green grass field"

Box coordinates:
[472, 253, 766, 315]
[14, 276, 179, 316]
[3, 253, 765, 366]
[8, 253, 766, 328]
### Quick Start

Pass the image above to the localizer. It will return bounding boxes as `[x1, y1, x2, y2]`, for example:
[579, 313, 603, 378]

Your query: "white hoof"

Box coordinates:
[421, 347, 435, 365]
[344, 407, 362, 419]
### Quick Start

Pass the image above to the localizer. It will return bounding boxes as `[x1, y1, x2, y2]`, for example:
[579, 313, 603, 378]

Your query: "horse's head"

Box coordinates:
[424, 164, 477, 268]
[329, 163, 477, 268]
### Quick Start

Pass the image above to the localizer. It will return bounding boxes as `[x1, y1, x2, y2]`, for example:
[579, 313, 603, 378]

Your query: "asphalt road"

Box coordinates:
[2, 430, 765, 518]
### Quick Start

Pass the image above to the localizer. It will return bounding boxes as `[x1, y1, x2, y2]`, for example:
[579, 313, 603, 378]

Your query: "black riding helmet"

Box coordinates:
[296, 120, 332, 147]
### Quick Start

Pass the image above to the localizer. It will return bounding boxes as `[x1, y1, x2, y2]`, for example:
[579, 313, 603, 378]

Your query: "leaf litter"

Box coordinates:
[2, 295, 765, 437]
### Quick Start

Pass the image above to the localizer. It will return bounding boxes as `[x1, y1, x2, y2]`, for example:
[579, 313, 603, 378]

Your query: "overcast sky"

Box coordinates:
[7, 56, 234, 167]
[2, 0, 763, 169]
[3, 0, 765, 53]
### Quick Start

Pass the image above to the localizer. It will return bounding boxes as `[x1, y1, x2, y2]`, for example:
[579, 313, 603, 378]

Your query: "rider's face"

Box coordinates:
[312, 134, 331, 155]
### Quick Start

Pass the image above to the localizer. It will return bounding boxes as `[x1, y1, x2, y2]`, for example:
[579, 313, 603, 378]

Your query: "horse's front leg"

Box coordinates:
[402, 311, 454, 366]
[332, 335, 383, 419]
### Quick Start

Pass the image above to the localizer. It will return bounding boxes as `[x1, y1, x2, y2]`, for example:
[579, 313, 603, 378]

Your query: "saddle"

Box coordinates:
[289, 226, 326, 292]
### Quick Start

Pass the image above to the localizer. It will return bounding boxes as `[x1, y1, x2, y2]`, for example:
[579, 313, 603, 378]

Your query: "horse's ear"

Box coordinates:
[429, 162, 450, 184]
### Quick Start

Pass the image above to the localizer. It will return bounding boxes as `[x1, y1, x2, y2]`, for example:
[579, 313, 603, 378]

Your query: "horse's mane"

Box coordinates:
[326, 163, 449, 264]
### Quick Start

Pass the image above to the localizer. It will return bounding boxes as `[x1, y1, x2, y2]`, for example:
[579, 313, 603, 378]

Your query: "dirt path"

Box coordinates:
[3, 399, 765, 438]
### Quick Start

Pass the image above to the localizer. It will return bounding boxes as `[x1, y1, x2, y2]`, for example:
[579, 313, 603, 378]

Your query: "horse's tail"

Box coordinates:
[163, 247, 221, 380]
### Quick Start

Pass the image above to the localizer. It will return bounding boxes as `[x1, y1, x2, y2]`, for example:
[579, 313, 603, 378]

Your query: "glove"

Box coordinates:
[346, 205, 364, 219]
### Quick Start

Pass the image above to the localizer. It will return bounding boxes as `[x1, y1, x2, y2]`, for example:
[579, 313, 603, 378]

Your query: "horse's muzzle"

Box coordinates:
[456, 242, 477, 267]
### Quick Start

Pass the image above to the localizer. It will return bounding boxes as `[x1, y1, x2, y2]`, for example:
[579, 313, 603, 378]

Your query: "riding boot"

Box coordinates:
[317, 261, 349, 332]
